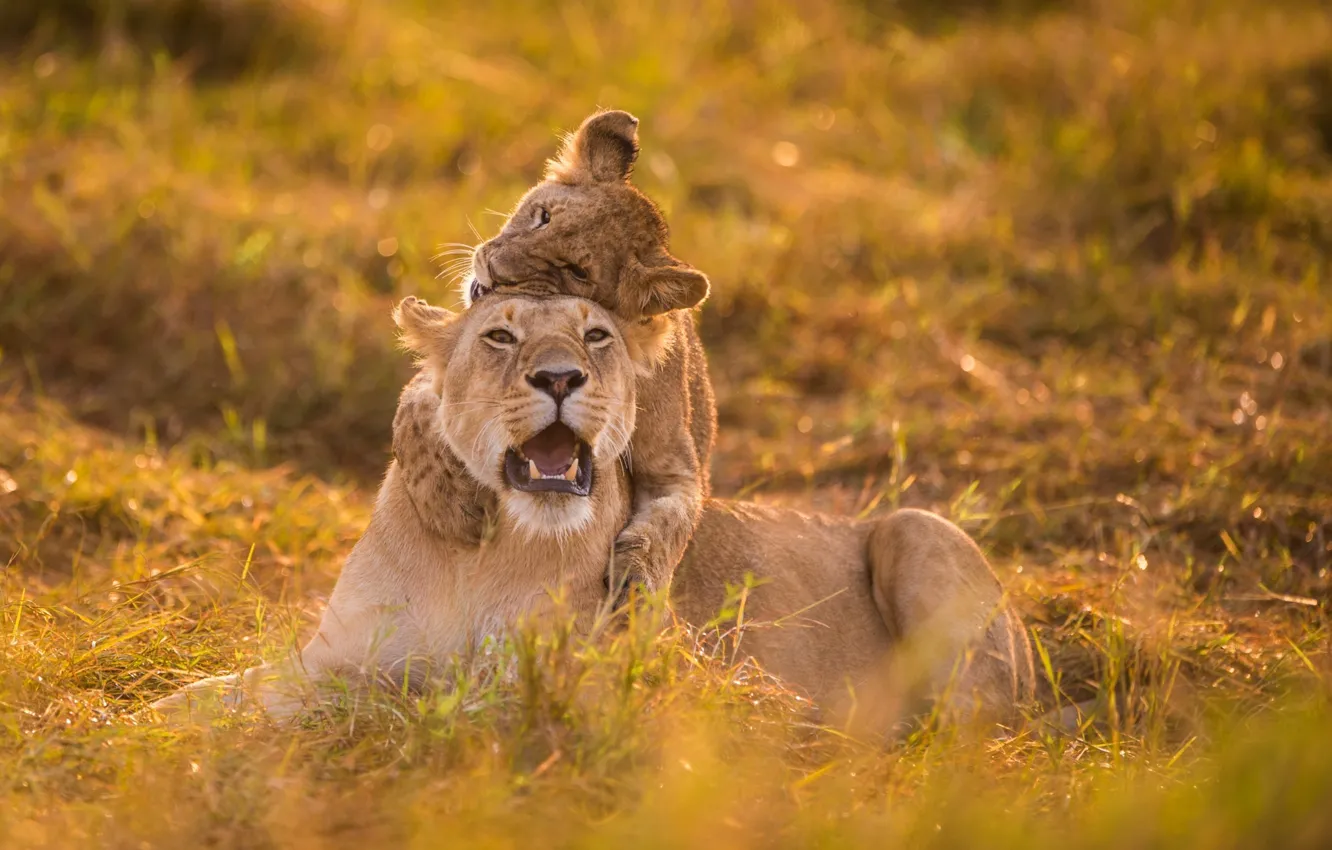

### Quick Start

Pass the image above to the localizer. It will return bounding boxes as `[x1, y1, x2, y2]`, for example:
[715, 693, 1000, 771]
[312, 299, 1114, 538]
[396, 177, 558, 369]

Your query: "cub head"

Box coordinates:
[395, 294, 644, 536]
[466, 109, 710, 319]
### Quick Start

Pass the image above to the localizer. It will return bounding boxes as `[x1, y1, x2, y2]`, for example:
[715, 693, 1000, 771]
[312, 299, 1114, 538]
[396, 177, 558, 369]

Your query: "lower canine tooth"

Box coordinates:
[528, 459, 540, 480]
[564, 459, 580, 481]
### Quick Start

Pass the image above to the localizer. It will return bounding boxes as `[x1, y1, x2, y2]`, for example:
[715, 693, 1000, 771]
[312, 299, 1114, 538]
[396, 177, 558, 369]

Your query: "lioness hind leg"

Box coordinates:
[864, 509, 1034, 725]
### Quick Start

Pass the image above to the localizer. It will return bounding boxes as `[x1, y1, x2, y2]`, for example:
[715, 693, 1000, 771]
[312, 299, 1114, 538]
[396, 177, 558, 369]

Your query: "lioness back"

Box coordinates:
[673, 502, 889, 709]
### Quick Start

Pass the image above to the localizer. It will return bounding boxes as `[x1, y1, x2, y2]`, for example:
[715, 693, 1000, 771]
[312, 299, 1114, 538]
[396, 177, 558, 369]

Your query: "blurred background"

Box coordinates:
[1, 0, 1330, 679]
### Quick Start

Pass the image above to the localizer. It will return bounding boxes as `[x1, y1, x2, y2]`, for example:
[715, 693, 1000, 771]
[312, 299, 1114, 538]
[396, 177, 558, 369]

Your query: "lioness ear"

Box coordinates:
[625, 254, 711, 316]
[546, 109, 640, 184]
[393, 296, 459, 356]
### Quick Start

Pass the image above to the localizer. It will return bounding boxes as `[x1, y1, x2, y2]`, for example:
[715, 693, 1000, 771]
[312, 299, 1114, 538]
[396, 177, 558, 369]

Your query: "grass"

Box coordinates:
[1, 0, 1330, 845]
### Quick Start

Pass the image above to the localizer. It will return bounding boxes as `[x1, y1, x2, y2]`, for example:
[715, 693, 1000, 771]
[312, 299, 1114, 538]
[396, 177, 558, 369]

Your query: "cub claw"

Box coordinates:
[608, 532, 653, 612]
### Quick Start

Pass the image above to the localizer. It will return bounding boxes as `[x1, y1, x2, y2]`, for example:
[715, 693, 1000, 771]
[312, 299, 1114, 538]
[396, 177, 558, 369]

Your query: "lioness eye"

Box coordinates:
[534, 207, 550, 229]
[484, 329, 516, 345]
[584, 328, 611, 344]
[566, 264, 589, 281]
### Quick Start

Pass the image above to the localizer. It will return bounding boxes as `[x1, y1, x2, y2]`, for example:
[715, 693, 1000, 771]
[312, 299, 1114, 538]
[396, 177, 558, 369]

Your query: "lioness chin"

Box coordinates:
[152, 295, 1033, 730]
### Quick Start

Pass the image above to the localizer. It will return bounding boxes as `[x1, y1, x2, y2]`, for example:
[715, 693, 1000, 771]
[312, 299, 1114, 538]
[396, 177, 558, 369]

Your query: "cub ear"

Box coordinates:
[393, 296, 459, 355]
[625, 253, 711, 317]
[546, 109, 640, 184]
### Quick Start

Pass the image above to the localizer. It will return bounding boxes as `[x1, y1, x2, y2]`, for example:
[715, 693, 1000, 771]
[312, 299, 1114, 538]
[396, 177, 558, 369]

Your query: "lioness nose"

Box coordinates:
[527, 369, 587, 404]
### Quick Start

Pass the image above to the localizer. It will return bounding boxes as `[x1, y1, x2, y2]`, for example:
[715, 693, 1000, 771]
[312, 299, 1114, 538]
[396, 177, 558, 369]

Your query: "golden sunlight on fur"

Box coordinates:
[152, 295, 1032, 728]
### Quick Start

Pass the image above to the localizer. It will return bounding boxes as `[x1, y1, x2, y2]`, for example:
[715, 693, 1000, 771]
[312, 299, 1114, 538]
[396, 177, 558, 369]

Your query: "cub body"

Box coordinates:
[467, 109, 714, 602]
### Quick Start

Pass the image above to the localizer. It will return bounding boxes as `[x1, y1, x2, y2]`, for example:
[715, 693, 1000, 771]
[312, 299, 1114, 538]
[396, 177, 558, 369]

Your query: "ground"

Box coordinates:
[1, 0, 1330, 846]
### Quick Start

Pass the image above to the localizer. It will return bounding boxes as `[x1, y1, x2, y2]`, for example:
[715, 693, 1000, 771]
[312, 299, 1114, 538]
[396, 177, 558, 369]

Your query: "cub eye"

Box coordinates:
[584, 327, 611, 344]
[484, 328, 516, 345]
[534, 207, 550, 229]
[566, 264, 589, 281]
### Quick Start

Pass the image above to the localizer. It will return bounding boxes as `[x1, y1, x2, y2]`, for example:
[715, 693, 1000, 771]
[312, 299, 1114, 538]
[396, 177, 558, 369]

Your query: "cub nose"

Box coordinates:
[527, 369, 587, 404]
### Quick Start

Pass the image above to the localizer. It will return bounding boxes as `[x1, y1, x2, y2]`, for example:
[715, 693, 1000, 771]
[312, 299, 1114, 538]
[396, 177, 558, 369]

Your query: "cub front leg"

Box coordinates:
[607, 341, 709, 610]
[608, 467, 701, 610]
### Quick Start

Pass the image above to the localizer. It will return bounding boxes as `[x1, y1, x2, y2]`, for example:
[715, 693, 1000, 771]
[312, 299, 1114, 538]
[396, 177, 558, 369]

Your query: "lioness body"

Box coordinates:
[152, 296, 1033, 725]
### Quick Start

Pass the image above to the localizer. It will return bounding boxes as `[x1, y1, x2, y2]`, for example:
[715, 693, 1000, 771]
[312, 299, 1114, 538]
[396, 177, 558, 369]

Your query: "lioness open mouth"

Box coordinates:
[504, 422, 592, 496]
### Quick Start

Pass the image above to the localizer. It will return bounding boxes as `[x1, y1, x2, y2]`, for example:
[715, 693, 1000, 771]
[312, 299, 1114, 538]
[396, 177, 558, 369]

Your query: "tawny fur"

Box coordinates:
[466, 109, 715, 604]
[152, 296, 1034, 728]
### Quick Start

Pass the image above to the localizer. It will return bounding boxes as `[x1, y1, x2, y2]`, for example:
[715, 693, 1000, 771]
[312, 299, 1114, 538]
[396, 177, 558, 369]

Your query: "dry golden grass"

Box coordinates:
[1, 0, 1330, 846]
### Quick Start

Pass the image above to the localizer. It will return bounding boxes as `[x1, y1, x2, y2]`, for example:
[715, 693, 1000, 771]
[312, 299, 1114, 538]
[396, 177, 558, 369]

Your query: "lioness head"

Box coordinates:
[395, 294, 642, 535]
[467, 110, 710, 319]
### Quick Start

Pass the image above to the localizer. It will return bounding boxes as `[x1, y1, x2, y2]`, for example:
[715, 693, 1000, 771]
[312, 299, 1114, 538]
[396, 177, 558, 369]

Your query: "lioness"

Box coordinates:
[463, 109, 714, 608]
[152, 295, 1034, 726]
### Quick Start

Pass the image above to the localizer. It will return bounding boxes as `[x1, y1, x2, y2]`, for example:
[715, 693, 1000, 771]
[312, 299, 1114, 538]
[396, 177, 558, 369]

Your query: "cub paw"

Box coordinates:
[607, 531, 662, 612]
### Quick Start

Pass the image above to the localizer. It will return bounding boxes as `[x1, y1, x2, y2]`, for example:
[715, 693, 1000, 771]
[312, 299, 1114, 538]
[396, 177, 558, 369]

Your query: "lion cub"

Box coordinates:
[463, 110, 714, 606]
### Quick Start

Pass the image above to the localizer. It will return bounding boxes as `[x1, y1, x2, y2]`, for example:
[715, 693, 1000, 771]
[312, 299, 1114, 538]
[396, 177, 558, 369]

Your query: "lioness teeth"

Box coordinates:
[527, 456, 580, 481]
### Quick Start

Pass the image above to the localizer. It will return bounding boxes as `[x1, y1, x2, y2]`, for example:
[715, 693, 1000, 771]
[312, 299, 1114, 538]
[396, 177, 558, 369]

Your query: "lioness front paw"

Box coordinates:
[149, 665, 312, 724]
[149, 672, 250, 724]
